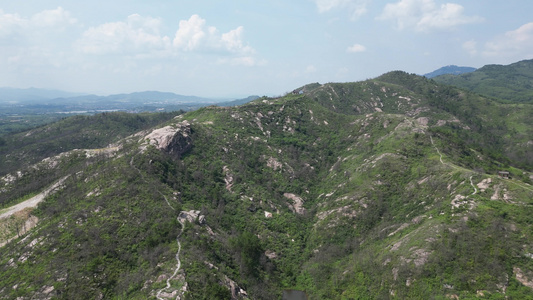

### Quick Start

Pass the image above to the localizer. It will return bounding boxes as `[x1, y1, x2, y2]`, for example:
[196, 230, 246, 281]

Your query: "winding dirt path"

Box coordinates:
[430, 135, 478, 196]
[469, 176, 478, 196]
[130, 154, 185, 299]
[0, 176, 69, 220]
[156, 217, 185, 300]
[1, 145, 120, 220]
[430, 135, 445, 165]
[430, 135, 533, 197]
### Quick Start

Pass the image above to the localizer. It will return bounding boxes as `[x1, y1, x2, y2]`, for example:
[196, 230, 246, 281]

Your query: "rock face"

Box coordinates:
[178, 210, 206, 225]
[284, 193, 306, 214]
[514, 267, 533, 289]
[144, 121, 192, 158]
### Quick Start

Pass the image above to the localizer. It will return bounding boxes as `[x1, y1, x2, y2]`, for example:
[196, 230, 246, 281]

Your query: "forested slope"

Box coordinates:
[0, 72, 532, 299]
[434, 59, 533, 104]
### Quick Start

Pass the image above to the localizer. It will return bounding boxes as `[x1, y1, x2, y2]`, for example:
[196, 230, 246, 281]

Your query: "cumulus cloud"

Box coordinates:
[315, 0, 370, 20]
[31, 7, 77, 28]
[346, 43, 366, 53]
[0, 7, 79, 73]
[0, 7, 76, 38]
[76, 14, 258, 65]
[173, 14, 207, 51]
[173, 15, 254, 55]
[221, 27, 254, 54]
[483, 22, 533, 59]
[0, 10, 26, 37]
[378, 0, 483, 32]
[76, 14, 170, 55]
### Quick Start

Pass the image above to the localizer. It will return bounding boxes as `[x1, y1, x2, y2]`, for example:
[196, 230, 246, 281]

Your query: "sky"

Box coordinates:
[1, 0, 533, 98]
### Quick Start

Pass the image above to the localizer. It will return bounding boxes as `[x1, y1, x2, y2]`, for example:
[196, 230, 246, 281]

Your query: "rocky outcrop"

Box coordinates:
[284, 193, 306, 215]
[223, 166, 234, 192]
[144, 121, 192, 158]
[223, 275, 248, 299]
[178, 210, 206, 225]
[514, 267, 533, 289]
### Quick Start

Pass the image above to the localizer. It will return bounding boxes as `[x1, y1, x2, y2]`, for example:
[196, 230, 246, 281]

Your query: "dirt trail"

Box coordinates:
[430, 135, 533, 196]
[469, 176, 478, 196]
[0, 176, 69, 220]
[156, 217, 185, 300]
[430, 135, 478, 196]
[130, 154, 185, 299]
[430, 135, 445, 165]
[0, 145, 119, 220]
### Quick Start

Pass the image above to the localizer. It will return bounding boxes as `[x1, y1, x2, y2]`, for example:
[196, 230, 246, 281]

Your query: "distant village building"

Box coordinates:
[498, 171, 510, 179]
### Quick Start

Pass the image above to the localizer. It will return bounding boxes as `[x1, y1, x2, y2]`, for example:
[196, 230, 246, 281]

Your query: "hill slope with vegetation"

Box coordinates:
[0, 71, 533, 299]
[424, 65, 476, 78]
[433, 59, 533, 103]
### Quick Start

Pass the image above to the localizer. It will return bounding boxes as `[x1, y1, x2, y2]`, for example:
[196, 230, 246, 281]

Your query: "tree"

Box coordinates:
[232, 232, 262, 277]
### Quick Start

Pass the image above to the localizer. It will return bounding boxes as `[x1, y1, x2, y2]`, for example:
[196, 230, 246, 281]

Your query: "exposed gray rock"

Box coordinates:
[178, 210, 200, 224]
[144, 121, 192, 158]
[198, 215, 206, 225]
[514, 267, 533, 289]
[284, 193, 306, 214]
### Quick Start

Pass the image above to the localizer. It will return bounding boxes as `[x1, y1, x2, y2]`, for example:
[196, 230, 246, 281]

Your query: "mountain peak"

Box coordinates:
[424, 65, 476, 78]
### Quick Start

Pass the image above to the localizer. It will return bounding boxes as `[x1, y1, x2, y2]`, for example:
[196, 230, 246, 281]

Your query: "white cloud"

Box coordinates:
[347, 43, 366, 53]
[173, 15, 254, 55]
[0, 10, 27, 37]
[483, 22, 533, 59]
[0, 7, 76, 39]
[0, 7, 76, 33]
[172, 14, 258, 65]
[378, 0, 483, 32]
[0, 7, 79, 73]
[76, 14, 258, 66]
[315, 0, 370, 20]
[76, 14, 170, 55]
[221, 26, 254, 54]
[173, 14, 207, 51]
[31, 7, 77, 28]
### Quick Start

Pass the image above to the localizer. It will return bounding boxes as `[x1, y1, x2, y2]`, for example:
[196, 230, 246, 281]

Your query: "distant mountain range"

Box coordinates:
[424, 65, 476, 78]
[0, 88, 260, 114]
[0, 89, 216, 104]
[217, 95, 261, 107]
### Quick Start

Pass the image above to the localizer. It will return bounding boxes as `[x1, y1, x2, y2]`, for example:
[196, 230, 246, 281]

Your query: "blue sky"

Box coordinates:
[1, 0, 533, 97]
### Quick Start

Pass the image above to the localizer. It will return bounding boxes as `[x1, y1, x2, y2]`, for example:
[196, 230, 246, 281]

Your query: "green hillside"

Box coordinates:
[0, 111, 181, 210]
[434, 59, 533, 103]
[1, 72, 533, 299]
[0, 111, 180, 176]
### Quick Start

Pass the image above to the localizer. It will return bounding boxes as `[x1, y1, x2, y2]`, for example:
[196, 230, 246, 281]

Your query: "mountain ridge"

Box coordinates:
[433, 59, 533, 103]
[424, 65, 476, 78]
[0, 88, 253, 105]
[0, 70, 532, 299]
